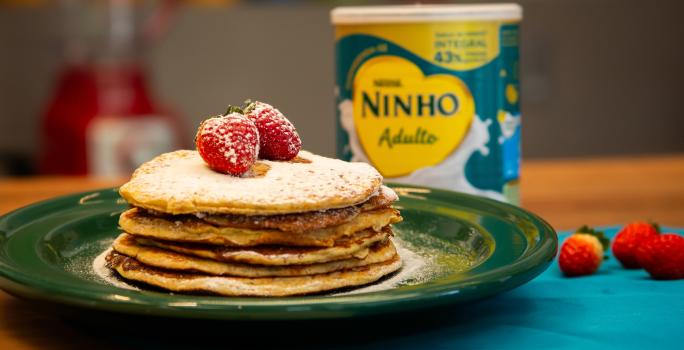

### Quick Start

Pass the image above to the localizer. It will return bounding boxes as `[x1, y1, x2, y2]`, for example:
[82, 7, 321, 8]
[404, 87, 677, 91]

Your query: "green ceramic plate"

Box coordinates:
[0, 184, 556, 320]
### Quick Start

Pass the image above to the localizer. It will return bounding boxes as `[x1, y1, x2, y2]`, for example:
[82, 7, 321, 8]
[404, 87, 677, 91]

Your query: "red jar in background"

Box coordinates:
[40, 62, 181, 176]
[40, 0, 182, 176]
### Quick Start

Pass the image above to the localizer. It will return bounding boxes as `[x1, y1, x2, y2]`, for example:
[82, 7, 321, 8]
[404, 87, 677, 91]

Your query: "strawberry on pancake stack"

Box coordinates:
[106, 101, 403, 296]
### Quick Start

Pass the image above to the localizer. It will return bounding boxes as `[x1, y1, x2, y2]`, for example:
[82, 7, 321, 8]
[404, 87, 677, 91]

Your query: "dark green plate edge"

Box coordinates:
[0, 184, 558, 321]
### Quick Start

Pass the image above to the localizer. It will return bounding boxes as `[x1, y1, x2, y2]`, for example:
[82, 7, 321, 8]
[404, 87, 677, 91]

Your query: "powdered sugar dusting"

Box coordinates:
[120, 150, 383, 215]
[334, 238, 429, 295]
[335, 235, 435, 295]
[379, 185, 398, 202]
[246, 101, 302, 160]
[92, 248, 140, 291]
[62, 237, 141, 290]
[196, 113, 259, 173]
[90, 231, 476, 295]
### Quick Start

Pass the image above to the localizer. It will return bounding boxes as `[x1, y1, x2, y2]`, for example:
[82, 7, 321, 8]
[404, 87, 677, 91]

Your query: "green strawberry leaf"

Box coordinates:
[225, 105, 244, 115]
[243, 99, 257, 113]
[576, 225, 610, 254]
[649, 221, 661, 234]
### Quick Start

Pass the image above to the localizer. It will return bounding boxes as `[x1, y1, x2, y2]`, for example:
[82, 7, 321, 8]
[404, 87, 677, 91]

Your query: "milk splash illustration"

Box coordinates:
[497, 111, 521, 143]
[497, 110, 521, 183]
[338, 99, 505, 201]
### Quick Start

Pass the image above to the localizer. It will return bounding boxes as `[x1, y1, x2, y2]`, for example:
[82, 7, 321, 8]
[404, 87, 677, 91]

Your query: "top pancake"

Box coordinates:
[119, 150, 383, 215]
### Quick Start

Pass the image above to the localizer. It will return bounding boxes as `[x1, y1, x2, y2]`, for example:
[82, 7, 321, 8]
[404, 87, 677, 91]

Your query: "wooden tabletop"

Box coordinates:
[0, 154, 683, 349]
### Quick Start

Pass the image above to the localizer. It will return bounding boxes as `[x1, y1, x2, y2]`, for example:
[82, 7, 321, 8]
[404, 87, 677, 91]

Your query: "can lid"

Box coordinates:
[331, 4, 522, 24]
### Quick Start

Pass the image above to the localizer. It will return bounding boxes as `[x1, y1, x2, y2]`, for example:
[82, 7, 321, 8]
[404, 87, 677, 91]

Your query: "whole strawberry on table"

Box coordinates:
[612, 221, 660, 269]
[558, 226, 610, 277]
[558, 222, 684, 280]
[635, 233, 684, 280]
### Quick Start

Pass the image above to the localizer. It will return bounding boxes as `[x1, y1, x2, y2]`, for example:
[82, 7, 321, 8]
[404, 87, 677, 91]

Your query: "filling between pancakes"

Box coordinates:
[109, 180, 403, 295]
[118, 186, 402, 248]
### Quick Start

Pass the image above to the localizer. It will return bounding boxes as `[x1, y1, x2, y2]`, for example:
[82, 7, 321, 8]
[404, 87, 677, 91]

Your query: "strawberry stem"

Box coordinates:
[243, 99, 258, 114]
[576, 225, 610, 253]
[650, 221, 661, 233]
[225, 105, 244, 115]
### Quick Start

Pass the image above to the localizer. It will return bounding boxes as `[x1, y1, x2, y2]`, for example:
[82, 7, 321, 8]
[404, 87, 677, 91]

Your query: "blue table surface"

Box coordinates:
[352, 226, 684, 350]
[80, 226, 684, 350]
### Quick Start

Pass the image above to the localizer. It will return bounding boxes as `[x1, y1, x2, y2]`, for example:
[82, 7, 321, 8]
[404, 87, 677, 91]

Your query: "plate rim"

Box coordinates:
[0, 185, 558, 320]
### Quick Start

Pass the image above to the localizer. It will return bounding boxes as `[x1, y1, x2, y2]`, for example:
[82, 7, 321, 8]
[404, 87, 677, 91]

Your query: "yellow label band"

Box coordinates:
[352, 56, 474, 177]
[336, 22, 504, 71]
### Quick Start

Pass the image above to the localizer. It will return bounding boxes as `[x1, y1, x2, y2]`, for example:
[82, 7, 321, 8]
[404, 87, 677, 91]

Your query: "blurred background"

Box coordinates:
[0, 0, 682, 176]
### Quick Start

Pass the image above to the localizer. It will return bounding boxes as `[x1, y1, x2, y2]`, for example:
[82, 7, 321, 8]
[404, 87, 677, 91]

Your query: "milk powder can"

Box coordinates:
[331, 4, 522, 204]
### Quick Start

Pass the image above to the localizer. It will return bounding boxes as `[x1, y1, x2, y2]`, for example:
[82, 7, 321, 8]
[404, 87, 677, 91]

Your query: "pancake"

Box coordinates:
[119, 207, 402, 248]
[127, 226, 392, 266]
[119, 150, 383, 216]
[200, 185, 398, 233]
[106, 251, 402, 296]
[358, 185, 398, 211]
[111, 235, 398, 277]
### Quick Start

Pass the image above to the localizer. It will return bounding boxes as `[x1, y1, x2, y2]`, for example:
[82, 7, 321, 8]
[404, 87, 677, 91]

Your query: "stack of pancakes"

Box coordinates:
[106, 150, 403, 296]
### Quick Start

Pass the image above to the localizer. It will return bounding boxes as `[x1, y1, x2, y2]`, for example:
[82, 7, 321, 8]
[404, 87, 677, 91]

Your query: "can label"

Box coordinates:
[335, 21, 520, 203]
